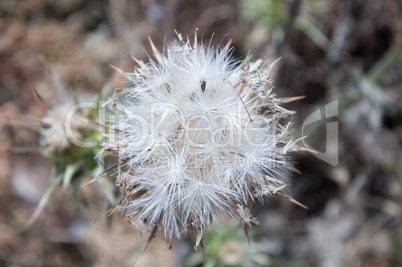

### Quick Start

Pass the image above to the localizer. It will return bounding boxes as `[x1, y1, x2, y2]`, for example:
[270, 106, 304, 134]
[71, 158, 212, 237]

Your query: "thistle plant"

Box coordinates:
[100, 32, 303, 252]
[29, 71, 117, 224]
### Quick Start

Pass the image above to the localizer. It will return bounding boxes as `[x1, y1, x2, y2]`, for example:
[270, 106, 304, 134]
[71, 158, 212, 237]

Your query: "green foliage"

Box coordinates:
[30, 76, 117, 224]
[242, 0, 289, 30]
[186, 220, 269, 267]
[240, 0, 330, 48]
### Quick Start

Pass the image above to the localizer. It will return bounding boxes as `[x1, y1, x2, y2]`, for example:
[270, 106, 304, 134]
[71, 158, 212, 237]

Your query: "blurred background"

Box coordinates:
[0, 0, 401, 266]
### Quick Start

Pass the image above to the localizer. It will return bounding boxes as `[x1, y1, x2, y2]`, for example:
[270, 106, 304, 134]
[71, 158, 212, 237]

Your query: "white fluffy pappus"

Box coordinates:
[99, 32, 303, 251]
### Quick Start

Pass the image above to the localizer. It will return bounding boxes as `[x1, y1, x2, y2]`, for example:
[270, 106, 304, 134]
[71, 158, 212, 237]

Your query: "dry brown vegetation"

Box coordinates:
[0, 0, 401, 266]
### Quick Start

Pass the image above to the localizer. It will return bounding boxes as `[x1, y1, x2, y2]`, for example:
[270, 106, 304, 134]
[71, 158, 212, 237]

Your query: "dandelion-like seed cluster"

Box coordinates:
[100, 32, 300, 250]
[41, 100, 86, 150]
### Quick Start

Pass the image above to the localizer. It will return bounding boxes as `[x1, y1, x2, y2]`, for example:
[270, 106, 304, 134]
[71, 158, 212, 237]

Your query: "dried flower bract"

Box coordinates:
[100, 32, 301, 251]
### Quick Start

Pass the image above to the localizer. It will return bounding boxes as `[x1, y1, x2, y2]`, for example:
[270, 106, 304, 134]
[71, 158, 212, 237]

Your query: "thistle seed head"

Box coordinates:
[41, 100, 86, 150]
[100, 33, 300, 249]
